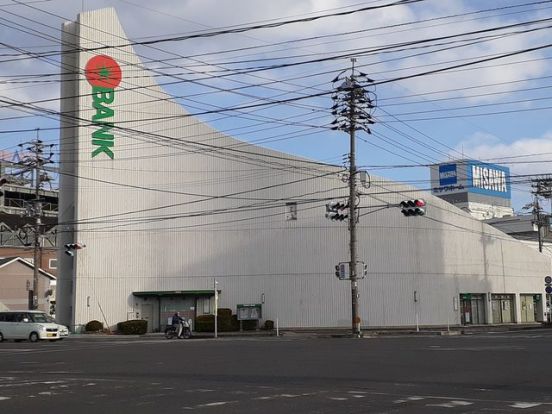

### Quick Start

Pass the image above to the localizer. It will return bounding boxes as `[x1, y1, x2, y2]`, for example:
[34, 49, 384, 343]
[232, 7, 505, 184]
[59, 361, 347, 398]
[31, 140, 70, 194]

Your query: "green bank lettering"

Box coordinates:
[91, 86, 115, 159]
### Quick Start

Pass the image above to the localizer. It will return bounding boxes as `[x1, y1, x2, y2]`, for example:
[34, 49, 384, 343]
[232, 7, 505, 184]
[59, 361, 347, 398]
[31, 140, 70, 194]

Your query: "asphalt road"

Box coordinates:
[1, 330, 552, 413]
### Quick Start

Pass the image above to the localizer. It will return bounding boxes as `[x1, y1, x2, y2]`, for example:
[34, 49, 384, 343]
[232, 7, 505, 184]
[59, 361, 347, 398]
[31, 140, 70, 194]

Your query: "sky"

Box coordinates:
[1, 0, 552, 212]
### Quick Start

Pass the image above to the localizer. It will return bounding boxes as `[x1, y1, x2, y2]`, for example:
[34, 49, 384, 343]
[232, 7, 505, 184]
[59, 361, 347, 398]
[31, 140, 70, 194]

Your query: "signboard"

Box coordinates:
[467, 161, 510, 199]
[85, 55, 122, 160]
[438, 164, 457, 186]
[237, 304, 262, 320]
[431, 160, 511, 200]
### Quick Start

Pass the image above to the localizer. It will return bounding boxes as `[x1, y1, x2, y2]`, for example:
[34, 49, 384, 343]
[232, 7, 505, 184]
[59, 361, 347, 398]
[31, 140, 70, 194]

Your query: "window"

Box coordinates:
[2, 313, 16, 322]
[15, 313, 26, 322]
[49, 258, 57, 269]
[29, 313, 49, 323]
[202, 297, 211, 314]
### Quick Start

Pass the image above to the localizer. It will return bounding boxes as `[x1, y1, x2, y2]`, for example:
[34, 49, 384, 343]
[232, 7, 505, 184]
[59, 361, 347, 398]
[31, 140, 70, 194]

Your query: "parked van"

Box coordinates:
[0, 310, 69, 342]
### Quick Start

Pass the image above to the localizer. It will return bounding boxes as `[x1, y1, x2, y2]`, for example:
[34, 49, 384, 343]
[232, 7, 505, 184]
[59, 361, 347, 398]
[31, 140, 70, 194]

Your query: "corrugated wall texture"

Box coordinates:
[58, 8, 550, 330]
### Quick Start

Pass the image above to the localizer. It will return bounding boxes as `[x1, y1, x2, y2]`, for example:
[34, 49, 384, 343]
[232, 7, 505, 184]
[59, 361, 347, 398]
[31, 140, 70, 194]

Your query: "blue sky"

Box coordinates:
[1, 0, 551, 211]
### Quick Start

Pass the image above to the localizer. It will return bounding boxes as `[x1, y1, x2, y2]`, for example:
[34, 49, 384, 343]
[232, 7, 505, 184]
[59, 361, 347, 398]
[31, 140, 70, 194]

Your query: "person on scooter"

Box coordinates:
[172, 312, 184, 338]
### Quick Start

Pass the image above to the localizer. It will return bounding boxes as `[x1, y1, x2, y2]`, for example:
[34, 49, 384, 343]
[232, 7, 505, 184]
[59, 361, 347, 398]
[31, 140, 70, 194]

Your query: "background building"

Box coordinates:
[430, 160, 514, 220]
[57, 8, 550, 333]
[0, 161, 58, 313]
[0, 257, 56, 313]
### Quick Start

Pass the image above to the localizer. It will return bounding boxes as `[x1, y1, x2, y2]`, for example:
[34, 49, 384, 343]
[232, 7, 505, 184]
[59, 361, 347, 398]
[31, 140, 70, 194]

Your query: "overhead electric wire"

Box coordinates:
[8, 0, 426, 57]
[3, 0, 551, 84]
[2, 8, 548, 123]
[2, 1, 548, 225]
[145, 0, 552, 61]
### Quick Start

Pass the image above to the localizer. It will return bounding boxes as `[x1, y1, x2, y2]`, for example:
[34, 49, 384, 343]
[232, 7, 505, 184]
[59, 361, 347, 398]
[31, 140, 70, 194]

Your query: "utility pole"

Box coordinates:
[330, 59, 375, 337]
[19, 133, 54, 310]
[528, 176, 552, 253]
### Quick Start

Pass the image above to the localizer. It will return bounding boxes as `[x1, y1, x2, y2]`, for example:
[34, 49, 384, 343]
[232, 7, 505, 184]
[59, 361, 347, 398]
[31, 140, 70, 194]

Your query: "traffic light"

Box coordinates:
[545, 276, 552, 294]
[325, 201, 349, 221]
[400, 199, 426, 216]
[65, 242, 86, 256]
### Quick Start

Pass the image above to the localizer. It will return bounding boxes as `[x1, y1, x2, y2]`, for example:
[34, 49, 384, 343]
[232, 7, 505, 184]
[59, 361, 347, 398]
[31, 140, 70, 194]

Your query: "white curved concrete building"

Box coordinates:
[57, 8, 550, 332]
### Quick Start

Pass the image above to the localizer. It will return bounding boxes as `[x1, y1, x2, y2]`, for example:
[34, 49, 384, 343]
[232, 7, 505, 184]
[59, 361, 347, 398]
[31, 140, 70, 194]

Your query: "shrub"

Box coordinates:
[242, 319, 257, 330]
[263, 320, 274, 330]
[218, 310, 235, 332]
[195, 311, 240, 332]
[229, 315, 240, 331]
[117, 319, 147, 335]
[195, 314, 214, 332]
[218, 308, 232, 318]
[85, 320, 103, 332]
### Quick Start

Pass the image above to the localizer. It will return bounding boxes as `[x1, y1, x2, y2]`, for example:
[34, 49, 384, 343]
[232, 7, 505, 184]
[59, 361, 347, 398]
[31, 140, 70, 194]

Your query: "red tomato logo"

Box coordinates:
[85, 55, 122, 88]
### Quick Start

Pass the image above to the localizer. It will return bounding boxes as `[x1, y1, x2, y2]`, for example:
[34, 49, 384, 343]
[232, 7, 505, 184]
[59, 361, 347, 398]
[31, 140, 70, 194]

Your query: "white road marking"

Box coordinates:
[0, 380, 65, 388]
[329, 397, 348, 401]
[426, 401, 473, 408]
[510, 402, 542, 409]
[197, 401, 237, 407]
[184, 388, 214, 393]
[0, 397, 11, 401]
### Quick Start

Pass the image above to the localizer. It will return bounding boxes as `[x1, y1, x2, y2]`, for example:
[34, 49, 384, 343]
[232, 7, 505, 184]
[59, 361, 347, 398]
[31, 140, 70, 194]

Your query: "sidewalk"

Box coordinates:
[68, 323, 548, 340]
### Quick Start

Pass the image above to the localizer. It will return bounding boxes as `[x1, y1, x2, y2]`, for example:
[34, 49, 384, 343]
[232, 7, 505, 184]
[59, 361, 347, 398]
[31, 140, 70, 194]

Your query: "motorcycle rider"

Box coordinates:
[171, 312, 184, 338]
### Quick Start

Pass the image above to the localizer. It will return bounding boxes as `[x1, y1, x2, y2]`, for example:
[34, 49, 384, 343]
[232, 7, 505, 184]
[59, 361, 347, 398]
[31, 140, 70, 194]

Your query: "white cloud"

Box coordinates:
[456, 130, 552, 176]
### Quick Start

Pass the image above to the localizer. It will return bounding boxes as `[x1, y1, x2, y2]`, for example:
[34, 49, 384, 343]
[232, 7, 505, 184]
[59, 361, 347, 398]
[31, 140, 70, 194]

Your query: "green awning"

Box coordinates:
[132, 290, 219, 298]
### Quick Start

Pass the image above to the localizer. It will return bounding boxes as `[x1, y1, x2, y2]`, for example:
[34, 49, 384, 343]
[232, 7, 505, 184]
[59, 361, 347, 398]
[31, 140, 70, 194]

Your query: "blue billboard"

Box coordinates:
[467, 161, 511, 199]
[433, 160, 511, 200]
[438, 163, 458, 186]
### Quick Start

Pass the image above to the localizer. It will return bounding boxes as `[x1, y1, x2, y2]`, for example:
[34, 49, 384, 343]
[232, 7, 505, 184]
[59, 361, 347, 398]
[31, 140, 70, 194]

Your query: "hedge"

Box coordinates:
[117, 319, 147, 335]
[85, 320, 103, 332]
[240, 318, 258, 331]
[195, 308, 240, 332]
[262, 320, 274, 330]
[194, 312, 260, 332]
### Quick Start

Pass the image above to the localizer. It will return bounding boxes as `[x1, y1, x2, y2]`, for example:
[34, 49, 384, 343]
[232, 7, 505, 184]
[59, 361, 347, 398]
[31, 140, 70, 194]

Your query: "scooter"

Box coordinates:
[165, 320, 192, 339]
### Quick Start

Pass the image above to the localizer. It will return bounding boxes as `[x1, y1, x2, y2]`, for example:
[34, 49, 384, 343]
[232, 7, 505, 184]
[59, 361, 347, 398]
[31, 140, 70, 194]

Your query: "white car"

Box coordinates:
[0, 310, 70, 342]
